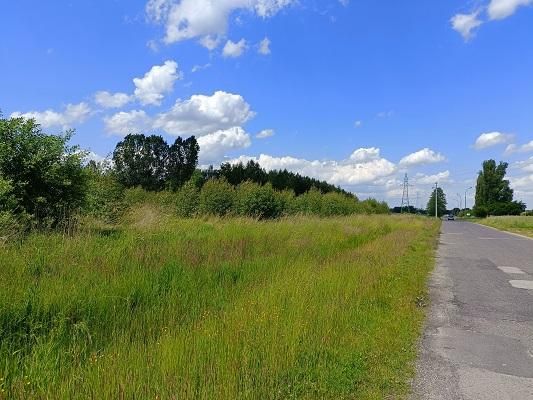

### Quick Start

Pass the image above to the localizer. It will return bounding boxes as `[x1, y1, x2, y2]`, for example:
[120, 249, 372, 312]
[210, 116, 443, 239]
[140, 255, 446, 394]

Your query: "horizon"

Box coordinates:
[1, 0, 532, 208]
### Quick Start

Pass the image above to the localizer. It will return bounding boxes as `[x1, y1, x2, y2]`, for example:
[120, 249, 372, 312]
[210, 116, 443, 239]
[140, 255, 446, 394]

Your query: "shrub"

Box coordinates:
[0, 117, 88, 227]
[85, 165, 126, 223]
[473, 206, 488, 218]
[199, 179, 236, 216]
[291, 188, 324, 215]
[235, 181, 282, 219]
[176, 181, 200, 217]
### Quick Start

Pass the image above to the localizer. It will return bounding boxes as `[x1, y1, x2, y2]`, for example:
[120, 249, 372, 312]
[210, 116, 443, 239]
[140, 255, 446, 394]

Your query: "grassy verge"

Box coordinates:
[0, 212, 439, 399]
[475, 216, 533, 238]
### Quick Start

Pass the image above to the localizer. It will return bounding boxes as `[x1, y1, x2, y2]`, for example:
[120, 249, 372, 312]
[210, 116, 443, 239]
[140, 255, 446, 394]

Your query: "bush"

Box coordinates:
[473, 206, 489, 218]
[199, 179, 236, 217]
[290, 188, 324, 215]
[321, 192, 354, 216]
[85, 165, 126, 223]
[176, 181, 200, 217]
[0, 117, 88, 227]
[235, 181, 282, 219]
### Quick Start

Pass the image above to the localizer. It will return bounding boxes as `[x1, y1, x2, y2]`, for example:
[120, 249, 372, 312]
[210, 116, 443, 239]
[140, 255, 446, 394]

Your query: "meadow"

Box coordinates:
[476, 216, 533, 238]
[0, 208, 439, 399]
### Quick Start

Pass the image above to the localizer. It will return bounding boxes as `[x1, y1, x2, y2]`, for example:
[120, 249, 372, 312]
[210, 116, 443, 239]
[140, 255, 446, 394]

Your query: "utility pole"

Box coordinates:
[456, 193, 463, 210]
[465, 186, 473, 210]
[435, 182, 438, 219]
[401, 173, 410, 213]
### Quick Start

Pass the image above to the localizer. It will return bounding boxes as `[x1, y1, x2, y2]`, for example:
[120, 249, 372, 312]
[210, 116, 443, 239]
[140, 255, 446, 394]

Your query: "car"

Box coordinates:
[447, 214, 455, 221]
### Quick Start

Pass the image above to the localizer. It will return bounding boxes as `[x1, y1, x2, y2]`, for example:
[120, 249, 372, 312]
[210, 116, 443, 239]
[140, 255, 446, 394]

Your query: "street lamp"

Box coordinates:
[465, 187, 473, 210]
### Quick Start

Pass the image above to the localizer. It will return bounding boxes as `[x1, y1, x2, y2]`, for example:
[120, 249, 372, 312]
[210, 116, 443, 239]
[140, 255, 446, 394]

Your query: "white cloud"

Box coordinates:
[399, 148, 446, 167]
[354, 120, 362, 128]
[94, 91, 133, 108]
[198, 127, 252, 164]
[10, 102, 91, 129]
[199, 35, 222, 50]
[377, 110, 394, 118]
[104, 110, 153, 136]
[146, 0, 295, 45]
[258, 37, 271, 55]
[154, 91, 255, 136]
[230, 149, 396, 186]
[505, 140, 533, 154]
[256, 129, 275, 139]
[451, 11, 482, 40]
[349, 147, 381, 163]
[223, 39, 247, 58]
[339, 0, 350, 6]
[414, 171, 451, 185]
[133, 60, 182, 105]
[488, 0, 533, 20]
[473, 131, 514, 149]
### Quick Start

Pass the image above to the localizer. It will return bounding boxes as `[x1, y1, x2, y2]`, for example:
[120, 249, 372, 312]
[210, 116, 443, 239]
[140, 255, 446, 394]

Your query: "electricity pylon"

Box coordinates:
[401, 173, 410, 213]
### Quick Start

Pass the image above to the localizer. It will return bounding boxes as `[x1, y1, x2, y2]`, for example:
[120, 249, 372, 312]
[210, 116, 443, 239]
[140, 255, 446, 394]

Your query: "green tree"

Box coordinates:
[474, 160, 525, 216]
[113, 134, 169, 191]
[0, 116, 88, 226]
[427, 187, 447, 217]
[167, 136, 199, 190]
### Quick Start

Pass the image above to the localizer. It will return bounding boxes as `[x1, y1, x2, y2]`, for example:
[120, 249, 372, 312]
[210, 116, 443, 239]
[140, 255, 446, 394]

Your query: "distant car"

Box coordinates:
[447, 214, 455, 221]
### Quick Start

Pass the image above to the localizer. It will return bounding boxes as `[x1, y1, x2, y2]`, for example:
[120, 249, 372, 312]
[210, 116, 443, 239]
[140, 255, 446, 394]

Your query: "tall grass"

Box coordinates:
[0, 211, 439, 399]
[476, 215, 533, 238]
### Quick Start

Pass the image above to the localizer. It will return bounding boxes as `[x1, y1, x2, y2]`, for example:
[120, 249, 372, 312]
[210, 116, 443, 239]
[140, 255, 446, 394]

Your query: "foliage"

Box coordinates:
[474, 160, 524, 216]
[175, 180, 200, 217]
[112, 134, 199, 192]
[234, 181, 283, 219]
[0, 116, 88, 227]
[199, 179, 236, 216]
[426, 187, 447, 217]
[84, 162, 126, 223]
[167, 137, 200, 190]
[0, 215, 439, 399]
[212, 161, 357, 198]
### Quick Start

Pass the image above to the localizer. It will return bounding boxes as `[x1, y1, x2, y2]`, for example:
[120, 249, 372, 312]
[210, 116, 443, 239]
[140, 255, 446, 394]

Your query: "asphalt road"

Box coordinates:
[412, 220, 533, 400]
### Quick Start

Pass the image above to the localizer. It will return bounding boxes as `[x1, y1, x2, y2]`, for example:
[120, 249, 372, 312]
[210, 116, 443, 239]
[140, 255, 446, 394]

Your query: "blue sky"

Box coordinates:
[1, 0, 532, 208]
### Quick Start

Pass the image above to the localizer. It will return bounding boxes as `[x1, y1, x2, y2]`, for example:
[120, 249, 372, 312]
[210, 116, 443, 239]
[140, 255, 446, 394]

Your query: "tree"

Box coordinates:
[167, 136, 199, 190]
[474, 160, 525, 216]
[427, 187, 447, 217]
[113, 134, 169, 191]
[0, 116, 88, 226]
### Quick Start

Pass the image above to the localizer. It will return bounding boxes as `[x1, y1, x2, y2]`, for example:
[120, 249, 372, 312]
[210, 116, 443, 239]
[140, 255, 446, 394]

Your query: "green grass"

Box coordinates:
[0, 210, 439, 399]
[476, 216, 533, 238]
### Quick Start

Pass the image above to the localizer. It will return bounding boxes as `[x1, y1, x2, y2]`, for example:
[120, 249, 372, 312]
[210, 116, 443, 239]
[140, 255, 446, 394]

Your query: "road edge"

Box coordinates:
[470, 221, 533, 241]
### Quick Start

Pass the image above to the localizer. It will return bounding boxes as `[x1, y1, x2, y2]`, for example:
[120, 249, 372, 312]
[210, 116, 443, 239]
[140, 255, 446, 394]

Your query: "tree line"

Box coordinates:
[0, 116, 388, 238]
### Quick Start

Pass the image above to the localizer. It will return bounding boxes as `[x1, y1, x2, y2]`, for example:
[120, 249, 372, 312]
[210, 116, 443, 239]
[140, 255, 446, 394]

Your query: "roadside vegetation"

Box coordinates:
[0, 207, 440, 399]
[0, 115, 442, 399]
[476, 216, 533, 238]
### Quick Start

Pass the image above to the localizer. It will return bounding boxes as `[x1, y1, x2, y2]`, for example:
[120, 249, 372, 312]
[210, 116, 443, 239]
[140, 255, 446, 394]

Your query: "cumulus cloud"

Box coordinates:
[451, 11, 483, 40]
[94, 91, 133, 108]
[146, 0, 295, 45]
[230, 148, 396, 186]
[488, 0, 533, 20]
[198, 127, 252, 164]
[10, 102, 92, 129]
[154, 91, 255, 136]
[473, 131, 514, 149]
[223, 39, 247, 58]
[414, 171, 452, 185]
[133, 60, 182, 105]
[514, 157, 533, 173]
[258, 37, 271, 55]
[349, 147, 381, 163]
[191, 63, 211, 73]
[399, 148, 446, 167]
[104, 110, 153, 136]
[256, 129, 275, 139]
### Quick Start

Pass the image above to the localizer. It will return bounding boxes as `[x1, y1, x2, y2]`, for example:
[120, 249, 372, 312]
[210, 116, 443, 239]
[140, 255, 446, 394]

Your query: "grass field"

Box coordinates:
[476, 216, 533, 238]
[0, 210, 439, 399]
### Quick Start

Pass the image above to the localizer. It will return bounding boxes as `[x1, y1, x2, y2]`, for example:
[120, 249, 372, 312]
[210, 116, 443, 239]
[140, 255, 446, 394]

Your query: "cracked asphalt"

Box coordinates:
[412, 221, 533, 400]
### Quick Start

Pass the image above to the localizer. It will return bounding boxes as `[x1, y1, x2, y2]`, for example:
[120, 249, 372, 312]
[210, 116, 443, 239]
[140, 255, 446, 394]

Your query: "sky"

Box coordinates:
[1, 0, 532, 208]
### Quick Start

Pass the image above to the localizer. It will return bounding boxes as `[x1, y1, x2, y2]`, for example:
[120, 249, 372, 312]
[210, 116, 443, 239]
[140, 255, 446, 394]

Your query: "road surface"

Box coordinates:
[412, 220, 533, 400]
